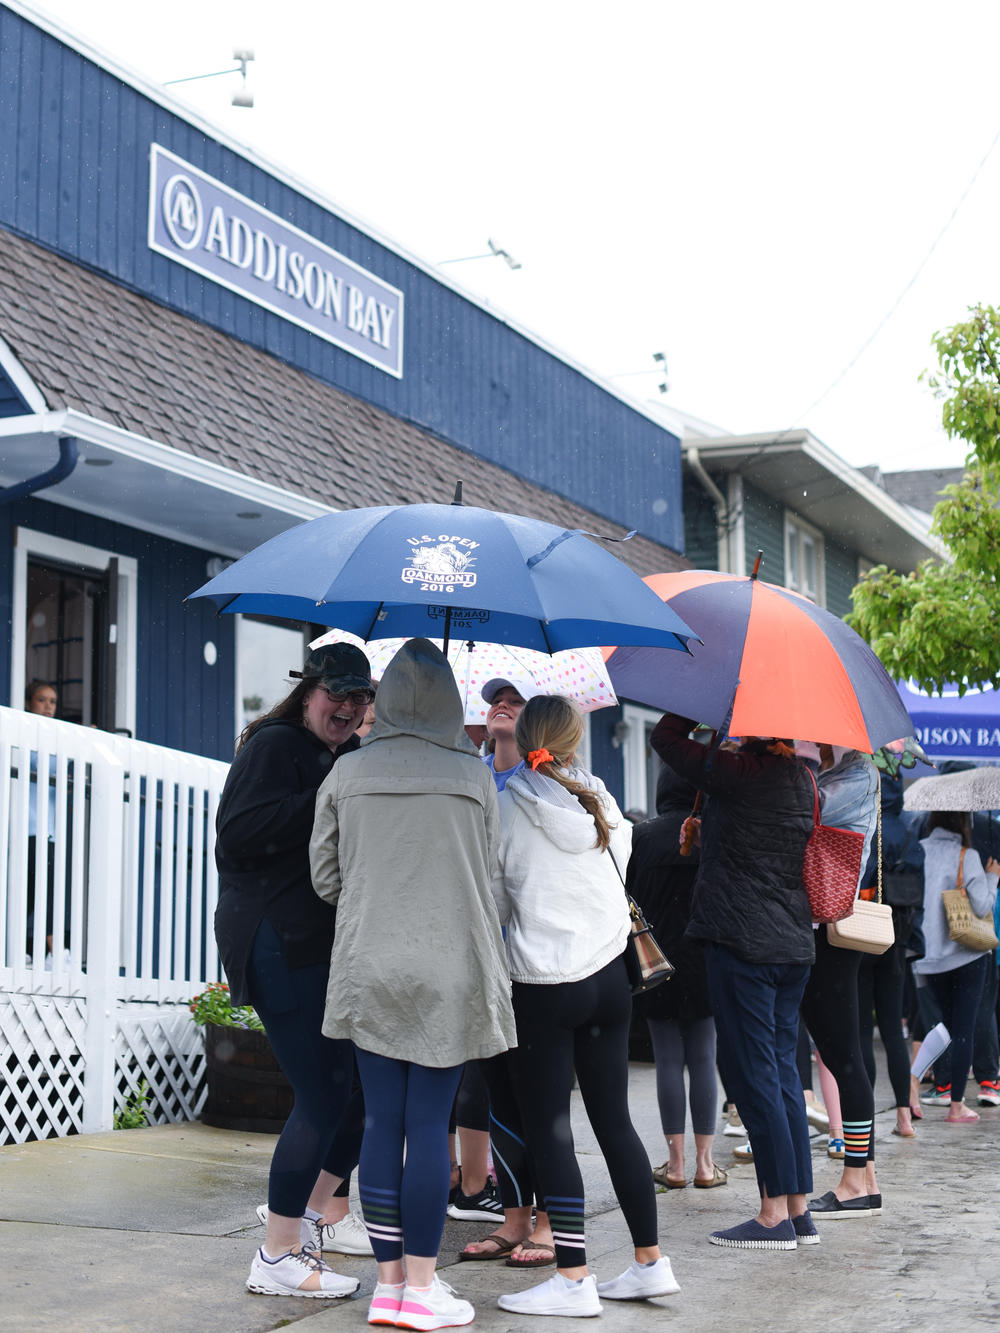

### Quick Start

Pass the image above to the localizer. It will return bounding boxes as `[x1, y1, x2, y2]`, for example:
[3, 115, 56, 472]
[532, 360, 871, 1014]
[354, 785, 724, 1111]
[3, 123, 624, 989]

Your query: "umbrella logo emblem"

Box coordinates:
[402, 536, 479, 592]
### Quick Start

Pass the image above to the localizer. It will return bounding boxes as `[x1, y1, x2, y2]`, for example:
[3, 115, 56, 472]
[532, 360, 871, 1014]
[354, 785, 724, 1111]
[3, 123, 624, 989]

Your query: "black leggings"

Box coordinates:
[506, 954, 658, 1269]
[800, 929, 875, 1168]
[858, 922, 914, 1109]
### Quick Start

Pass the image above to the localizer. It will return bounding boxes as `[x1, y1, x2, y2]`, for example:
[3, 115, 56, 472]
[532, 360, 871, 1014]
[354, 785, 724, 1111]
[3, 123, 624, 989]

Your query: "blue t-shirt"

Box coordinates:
[485, 752, 524, 792]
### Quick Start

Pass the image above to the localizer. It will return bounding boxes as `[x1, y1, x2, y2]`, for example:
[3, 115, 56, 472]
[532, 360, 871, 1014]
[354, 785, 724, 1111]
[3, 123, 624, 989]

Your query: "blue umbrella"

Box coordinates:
[188, 501, 698, 653]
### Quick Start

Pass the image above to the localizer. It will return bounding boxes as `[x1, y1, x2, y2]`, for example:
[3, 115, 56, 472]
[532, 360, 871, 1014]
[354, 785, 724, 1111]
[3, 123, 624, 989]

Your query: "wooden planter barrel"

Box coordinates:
[201, 1023, 293, 1133]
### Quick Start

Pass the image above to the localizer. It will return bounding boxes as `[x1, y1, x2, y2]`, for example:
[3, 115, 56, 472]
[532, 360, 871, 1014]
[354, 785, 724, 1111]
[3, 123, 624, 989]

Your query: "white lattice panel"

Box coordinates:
[0, 994, 87, 1143]
[115, 1006, 206, 1125]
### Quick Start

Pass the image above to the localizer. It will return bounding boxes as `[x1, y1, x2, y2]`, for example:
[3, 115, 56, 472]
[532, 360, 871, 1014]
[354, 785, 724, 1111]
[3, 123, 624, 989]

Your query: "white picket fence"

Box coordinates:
[0, 706, 230, 1142]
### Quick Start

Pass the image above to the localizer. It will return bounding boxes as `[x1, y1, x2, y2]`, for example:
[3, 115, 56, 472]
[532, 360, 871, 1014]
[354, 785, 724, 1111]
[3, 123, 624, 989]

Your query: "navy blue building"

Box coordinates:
[0, 2, 686, 799]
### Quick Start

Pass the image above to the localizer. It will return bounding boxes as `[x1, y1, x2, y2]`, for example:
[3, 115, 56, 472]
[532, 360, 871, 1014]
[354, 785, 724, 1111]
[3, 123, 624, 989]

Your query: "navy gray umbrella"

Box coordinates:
[188, 501, 698, 653]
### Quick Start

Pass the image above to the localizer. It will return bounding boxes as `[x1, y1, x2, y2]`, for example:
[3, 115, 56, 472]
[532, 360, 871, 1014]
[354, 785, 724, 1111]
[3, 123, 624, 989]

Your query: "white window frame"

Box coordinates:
[234, 614, 312, 741]
[784, 512, 825, 606]
[620, 703, 664, 815]
[11, 526, 138, 736]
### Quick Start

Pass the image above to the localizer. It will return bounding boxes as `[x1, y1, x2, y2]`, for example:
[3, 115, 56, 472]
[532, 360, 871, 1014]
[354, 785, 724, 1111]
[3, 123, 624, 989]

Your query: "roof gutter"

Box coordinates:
[686, 445, 731, 572]
[0, 434, 78, 506]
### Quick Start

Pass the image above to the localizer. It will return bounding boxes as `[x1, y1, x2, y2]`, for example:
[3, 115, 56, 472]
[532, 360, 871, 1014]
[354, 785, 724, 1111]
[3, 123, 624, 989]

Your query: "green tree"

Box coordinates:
[849, 305, 1000, 694]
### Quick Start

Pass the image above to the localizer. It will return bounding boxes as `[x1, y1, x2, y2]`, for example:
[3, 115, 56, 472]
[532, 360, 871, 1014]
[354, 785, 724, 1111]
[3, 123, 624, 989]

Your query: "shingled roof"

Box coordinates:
[0, 226, 686, 577]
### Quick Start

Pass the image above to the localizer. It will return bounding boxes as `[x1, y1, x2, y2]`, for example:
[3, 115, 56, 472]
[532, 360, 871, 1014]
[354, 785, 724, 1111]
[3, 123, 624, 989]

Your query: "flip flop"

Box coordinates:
[891, 1126, 916, 1137]
[505, 1241, 556, 1268]
[458, 1232, 519, 1261]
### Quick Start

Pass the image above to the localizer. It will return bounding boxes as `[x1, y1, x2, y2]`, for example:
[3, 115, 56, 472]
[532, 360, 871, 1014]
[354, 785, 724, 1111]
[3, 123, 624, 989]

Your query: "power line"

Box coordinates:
[792, 120, 1000, 425]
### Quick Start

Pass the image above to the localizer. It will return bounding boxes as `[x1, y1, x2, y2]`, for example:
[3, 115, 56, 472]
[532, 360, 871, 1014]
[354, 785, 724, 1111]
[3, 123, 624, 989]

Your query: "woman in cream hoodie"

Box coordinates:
[491, 694, 679, 1318]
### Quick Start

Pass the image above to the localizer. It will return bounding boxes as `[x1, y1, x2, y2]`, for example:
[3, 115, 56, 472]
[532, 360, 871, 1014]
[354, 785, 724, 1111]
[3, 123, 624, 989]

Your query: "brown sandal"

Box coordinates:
[505, 1241, 556, 1268]
[458, 1232, 519, 1261]
[693, 1163, 728, 1188]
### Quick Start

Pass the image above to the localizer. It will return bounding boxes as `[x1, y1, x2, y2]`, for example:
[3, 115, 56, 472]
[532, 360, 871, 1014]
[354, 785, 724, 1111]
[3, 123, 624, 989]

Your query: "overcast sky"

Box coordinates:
[26, 0, 1000, 474]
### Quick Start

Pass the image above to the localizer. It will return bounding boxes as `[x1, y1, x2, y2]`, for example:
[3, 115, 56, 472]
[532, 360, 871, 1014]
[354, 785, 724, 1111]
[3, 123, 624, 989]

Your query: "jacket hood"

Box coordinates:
[364, 637, 477, 756]
[505, 766, 606, 855]
[656, 763, 698, 817]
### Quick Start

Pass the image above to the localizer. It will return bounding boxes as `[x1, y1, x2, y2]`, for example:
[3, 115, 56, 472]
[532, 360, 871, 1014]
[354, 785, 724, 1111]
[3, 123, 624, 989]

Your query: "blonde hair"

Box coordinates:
[515, 695, 613, 851]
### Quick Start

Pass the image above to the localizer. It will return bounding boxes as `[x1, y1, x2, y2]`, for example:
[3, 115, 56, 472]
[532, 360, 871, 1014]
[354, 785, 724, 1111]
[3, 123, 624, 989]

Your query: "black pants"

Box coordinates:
[858, 913, 914, 1109]
[801, 929, 875, 1168]
[506, 954, 658, 1269]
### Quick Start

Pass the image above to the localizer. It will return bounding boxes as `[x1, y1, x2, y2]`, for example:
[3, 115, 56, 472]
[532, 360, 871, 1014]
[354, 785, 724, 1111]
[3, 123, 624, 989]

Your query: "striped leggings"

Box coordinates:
[355, 1048, 463, 1261]
[506, 954, 658, 1269]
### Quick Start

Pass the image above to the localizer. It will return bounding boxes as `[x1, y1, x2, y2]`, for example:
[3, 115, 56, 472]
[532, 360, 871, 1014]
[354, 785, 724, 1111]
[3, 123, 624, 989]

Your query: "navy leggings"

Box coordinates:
[245, 919, 364, 1219]
[355, 1049, 463, 1261]
[926, 955, 989, 1098]
[506, 954, 658, 1269]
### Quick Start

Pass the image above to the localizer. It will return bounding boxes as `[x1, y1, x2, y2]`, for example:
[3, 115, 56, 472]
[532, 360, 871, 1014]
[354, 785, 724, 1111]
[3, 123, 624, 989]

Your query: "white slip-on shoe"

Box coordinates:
[368, 1281, 406, 1326]
[396, 1276, 475, 1330]
[497, 1272, 602, 1317]
[596, 1257, 680, 1299]
[246, 1247, 360, 1298]
[321, 1210, 374, 1255]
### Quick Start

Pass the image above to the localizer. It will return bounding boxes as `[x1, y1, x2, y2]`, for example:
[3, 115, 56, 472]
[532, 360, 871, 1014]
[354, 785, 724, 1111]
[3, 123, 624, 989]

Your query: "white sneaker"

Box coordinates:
[396, 1276, 475, 1330]
[723, 1106, 745, 1136]
[804, 1097, 829, 1131]
[369, 1281, 405, 1326]
[246, 1247, 360, 1298]
[732, 1141, 753, 1161]
[497, 1272, 602, 1317]
[321, 1210, 374, 1255]
[254, 1204, 323, 1253]
[596, 1258, 680, 1300]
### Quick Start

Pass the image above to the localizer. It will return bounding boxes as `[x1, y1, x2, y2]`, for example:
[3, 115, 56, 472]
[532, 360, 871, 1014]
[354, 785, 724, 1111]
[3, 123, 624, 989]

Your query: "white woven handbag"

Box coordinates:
[826, 778, 895, 956]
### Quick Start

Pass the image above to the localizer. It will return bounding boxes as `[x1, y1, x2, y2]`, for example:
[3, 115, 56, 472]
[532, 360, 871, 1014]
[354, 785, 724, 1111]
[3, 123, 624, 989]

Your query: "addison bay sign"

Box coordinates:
[147, 144, 404, 377]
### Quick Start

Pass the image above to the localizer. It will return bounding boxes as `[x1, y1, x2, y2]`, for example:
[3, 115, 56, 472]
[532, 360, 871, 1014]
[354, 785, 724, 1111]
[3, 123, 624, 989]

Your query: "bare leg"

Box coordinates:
[455, 1126, 491, 1195]
[307, 1170, 347, 1222]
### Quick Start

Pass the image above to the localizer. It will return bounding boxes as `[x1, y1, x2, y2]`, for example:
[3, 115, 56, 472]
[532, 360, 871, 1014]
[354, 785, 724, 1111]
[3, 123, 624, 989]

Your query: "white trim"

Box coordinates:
[0, 334, 48, 413]
[12, 527, 138, 736]
[727, 474, 746, 576]
[621, 703, 663, 814]
[4, 1, 682, 441]
[0, 411, 334, 521]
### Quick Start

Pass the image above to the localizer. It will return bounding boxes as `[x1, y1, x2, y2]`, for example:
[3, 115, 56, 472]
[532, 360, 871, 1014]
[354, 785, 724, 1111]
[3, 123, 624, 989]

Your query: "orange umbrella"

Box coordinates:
[603, 566, 912, 751]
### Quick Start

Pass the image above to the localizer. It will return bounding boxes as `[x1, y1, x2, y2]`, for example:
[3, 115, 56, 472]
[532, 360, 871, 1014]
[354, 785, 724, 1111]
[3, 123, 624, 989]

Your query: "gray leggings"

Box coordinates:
[647, 1015, 719, 1136]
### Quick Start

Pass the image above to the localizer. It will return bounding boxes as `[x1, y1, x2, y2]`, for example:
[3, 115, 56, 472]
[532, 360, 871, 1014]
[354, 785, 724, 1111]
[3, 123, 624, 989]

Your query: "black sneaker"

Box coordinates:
[446, 1181, 505, 1222]
[449, 1165, 463, 1207]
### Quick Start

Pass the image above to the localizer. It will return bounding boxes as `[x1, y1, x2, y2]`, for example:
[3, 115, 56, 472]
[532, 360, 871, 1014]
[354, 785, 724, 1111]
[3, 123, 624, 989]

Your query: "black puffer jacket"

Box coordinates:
[651, 713, 815, 966]
[626, 764, 710, 1022]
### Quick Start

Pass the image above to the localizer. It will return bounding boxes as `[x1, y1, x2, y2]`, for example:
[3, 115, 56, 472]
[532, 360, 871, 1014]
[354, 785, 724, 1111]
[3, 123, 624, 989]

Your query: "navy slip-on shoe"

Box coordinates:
[791, 1212, 820, 1246]
[708, 1218, 796, 1250]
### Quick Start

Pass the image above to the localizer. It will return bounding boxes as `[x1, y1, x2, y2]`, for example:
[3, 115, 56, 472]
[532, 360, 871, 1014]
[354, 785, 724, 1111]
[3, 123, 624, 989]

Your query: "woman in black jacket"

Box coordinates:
[627, 765, 726, 1190]
[652, 713, 815, 1251]
[215, 643, 373, 1299]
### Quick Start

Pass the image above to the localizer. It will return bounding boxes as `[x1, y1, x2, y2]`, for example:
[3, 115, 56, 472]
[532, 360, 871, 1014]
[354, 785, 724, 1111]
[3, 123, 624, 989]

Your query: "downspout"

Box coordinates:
[686, 446, 731, 572]
[0, 436, 79, 506]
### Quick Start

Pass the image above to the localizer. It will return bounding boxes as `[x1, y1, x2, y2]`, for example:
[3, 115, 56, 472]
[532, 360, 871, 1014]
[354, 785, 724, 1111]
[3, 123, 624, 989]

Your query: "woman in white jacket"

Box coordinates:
[913, 811, 999, 1124]
[491, 695, 678, 1318]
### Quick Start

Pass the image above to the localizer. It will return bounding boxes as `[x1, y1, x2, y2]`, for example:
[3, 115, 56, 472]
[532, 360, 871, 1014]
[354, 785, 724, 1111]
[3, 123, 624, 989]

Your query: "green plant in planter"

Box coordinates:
[188, 980, 264, 1030]
[114, 1078, 151, 1129]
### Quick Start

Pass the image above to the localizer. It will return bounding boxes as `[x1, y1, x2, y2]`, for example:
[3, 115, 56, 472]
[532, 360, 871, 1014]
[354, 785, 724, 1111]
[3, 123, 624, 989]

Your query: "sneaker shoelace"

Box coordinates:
[288, 1247, 332, 1275]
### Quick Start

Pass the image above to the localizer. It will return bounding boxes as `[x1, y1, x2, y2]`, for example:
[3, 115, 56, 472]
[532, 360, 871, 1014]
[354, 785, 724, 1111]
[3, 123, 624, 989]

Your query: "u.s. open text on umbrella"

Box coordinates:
[903, 766, 1000, 813]
[188, 502, 698, 654]
[603, 569, 913, 753]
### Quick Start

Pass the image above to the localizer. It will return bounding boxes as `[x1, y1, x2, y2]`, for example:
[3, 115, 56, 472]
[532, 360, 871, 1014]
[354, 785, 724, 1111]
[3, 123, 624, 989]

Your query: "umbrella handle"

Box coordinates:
[680, 790, 703, 856]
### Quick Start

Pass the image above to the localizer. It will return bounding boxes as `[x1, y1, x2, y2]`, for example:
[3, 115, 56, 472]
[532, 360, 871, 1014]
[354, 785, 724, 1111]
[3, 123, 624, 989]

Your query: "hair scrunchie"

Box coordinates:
[527, 747, 555, 771]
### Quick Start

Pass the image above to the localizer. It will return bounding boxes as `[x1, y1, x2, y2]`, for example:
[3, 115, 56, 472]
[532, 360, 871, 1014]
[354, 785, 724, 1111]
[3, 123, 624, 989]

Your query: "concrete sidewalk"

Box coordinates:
[1, 1061, 997, 1333]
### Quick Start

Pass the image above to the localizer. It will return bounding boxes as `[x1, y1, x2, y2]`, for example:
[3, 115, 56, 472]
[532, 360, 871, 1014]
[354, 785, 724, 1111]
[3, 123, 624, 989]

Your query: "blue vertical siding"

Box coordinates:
[0, 5, 683, 552]
[0, 496, 236, 761]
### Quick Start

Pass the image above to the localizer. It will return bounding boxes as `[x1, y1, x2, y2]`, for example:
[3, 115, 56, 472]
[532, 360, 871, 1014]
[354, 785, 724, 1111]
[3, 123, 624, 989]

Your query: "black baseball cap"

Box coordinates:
[289, 643, 373, 695]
